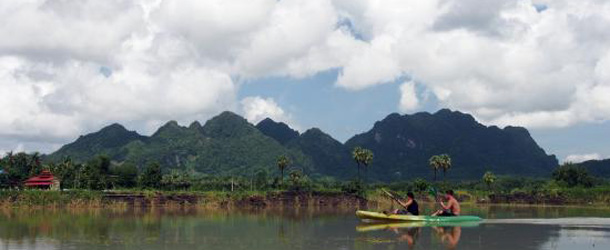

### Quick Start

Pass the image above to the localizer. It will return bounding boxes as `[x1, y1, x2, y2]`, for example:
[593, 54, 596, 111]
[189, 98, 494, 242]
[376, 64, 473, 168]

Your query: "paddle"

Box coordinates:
[427, 186, 439, 201]
[381, 189, 409, 210]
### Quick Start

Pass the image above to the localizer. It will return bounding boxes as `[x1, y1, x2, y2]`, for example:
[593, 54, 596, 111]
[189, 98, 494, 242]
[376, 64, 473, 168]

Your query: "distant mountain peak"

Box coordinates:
[45, 123, 144, 163]
[217, 111, 245, 120]
[101, 123, 128, 131]
[188, 121, 203, 131]
[152, 120, 184, 137]
[302, 128, 326, 137]
[256, 118, 299, 145]
[202, 111, 257, 138]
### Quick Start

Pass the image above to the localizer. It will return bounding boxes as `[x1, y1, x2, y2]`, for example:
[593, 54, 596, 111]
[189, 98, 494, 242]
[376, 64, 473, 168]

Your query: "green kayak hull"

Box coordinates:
[356, 210, 482, 223]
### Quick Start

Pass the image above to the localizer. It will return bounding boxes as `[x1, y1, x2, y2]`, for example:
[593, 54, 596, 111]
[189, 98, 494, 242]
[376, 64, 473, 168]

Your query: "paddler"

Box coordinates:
[385, 192, 419, 215]
[432, 190, 460, 216]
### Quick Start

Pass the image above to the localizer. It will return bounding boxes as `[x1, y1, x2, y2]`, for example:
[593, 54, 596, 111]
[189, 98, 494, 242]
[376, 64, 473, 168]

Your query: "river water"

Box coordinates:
[1, 205, 610, 250]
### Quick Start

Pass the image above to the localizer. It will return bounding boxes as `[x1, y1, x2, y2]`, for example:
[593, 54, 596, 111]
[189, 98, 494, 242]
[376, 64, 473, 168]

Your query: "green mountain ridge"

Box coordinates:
[344, 109, 558, 180]
[578, 159, 610, 177]
[45, 109, 560, 181]
[255, 118, 300, 145]
[46, 123, 146, 163]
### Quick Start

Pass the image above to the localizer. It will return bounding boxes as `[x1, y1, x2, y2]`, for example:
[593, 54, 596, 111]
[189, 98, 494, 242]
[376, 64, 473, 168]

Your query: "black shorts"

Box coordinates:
[438, 210, 456, 216]
[397, 210, 418, 215]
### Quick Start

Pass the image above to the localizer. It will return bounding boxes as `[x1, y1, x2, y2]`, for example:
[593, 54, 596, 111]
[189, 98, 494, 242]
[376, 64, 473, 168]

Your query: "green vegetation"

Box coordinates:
[482, 171, 497, 190]
[3, 149, 610, 207]
[428, 154, 452, 181]
[1, 110, 608, 207]
[352, 147, 373, 183]
[344, 109, 558, 180]
[429, 155, 441, 181]
[439, 154, 452, 180]
[139, 163, 162, 189]
[276, 155, 290, 185]
[0, 189, 104, 207]
[552, 162, 594, 188]
[46, 112, 314, 179]
[43, 109, 561, 182]
[0, 152, 43, 189]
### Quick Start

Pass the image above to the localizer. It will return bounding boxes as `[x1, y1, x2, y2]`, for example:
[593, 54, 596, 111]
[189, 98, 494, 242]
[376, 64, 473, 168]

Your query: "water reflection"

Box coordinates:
[1, 205, 610, 250]
[432, 227, 461, 250]
[390, 227, 421, 249]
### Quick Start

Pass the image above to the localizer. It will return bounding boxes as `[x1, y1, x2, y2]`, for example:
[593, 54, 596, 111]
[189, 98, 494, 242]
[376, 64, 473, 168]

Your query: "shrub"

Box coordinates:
[552, 163, 594, 188]
[138, 163, 162, 189]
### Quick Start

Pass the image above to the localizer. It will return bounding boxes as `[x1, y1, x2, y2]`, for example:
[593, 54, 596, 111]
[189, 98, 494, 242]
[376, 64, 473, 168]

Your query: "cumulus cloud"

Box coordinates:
[240, 96, 298, 130]
[331, 0, 610, 129]
[0, 0, 238, 153]
[398, 81, 419, 112]
[2, 0, 610, 153]
[564, 153, 601, 163]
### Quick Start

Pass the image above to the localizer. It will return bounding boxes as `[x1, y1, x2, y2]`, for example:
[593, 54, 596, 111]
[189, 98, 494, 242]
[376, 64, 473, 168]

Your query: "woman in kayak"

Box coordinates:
[386, 192, 419, 215]
[432, 190, 460, 216]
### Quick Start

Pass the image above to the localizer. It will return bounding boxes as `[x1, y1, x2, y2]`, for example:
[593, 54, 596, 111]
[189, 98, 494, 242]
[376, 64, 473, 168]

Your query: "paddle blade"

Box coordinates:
[427, 186, 438, 197]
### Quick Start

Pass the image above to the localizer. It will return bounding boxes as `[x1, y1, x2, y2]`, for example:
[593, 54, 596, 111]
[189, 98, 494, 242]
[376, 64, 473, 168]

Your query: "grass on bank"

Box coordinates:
[3, 179, 610, 208]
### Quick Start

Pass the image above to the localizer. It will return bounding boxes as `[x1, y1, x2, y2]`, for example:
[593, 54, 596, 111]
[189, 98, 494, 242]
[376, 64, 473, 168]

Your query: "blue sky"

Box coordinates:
[240, 70, 610, 162]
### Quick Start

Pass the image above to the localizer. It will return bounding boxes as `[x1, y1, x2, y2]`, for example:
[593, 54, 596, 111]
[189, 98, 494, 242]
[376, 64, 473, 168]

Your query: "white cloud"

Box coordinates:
[240, 96, 298, 130]
[398, 81, 419, 112]
[2, 0, 610, 154]
[565, 153, 601, 163]
[0, 0, 238, 153]
[234, 0, 340, 77]
[330, 0, 610, 129]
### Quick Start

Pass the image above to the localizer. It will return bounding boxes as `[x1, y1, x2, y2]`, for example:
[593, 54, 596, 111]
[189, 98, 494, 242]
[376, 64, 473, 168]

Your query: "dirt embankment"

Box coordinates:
[479, 193, 571, 205]
[102, 191, 369, 208]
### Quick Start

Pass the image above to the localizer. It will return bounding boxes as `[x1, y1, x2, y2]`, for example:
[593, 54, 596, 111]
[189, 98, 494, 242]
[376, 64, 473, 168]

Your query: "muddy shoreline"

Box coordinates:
[102, 191, 369, 208]
[2, 190, 608, 208]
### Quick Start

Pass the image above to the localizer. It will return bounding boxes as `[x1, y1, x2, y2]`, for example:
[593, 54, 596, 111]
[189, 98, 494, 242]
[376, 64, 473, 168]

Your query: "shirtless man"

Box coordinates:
[432, 190, 460, 216]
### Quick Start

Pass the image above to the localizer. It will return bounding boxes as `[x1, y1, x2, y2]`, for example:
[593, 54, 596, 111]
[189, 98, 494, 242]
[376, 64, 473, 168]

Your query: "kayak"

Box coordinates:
[356, 210, 482, 222]
[356, 221, 482, 232]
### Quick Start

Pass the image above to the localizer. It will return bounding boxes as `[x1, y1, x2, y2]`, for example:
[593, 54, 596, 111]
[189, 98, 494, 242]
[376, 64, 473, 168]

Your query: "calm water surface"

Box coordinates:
[1, 205, 610, 250]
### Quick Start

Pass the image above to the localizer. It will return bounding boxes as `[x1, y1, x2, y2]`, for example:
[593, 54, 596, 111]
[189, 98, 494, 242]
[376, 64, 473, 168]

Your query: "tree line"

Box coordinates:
[0, 150, 599, 192]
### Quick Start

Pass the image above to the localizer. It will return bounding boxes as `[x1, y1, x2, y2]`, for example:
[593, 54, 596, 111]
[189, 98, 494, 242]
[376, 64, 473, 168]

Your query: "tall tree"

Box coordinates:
[1, 152, 43, 189]
[111, 163, 138, 188]
[552, 163, 593, 188]
[139, 162, 162, 189]
[361, 149, 374, 183]
[352, 147, 363, 181]
[28, 152, 43, 177]
[428, 155, 441, 182]
[440, 154, 452, 180]
[482, 171, 497, 190]
[49, 157, 77, 190]
[276, 155, 290, 186]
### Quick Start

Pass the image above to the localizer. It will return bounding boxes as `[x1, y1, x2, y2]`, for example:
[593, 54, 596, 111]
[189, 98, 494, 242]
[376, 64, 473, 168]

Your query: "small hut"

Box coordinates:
[24, 170, 60, 190]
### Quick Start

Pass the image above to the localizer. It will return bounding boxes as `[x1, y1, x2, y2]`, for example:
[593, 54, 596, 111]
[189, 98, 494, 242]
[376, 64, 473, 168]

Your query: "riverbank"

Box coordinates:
[0, 190, 368, 208]
[2, 188, 610, 208]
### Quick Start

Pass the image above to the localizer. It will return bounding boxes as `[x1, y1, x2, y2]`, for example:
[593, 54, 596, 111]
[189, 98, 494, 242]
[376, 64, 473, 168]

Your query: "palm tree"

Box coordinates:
[361, 149, 374, 183]
[439, 154, 452, 180]
[352, 147, 363, 181]
[428, 155, 441, 182]
[483, 171, 497, 190]
[28, 152, 42, 177]
[277, 155, 290, 186]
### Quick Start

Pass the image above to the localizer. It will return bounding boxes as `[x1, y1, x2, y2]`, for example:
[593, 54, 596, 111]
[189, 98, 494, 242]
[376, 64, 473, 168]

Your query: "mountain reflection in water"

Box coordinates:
[1, 205, 610, 250]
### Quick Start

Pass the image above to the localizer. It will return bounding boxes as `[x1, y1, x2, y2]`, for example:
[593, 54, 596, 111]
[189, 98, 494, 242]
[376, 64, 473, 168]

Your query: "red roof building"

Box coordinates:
[24, 170, 60, 190]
